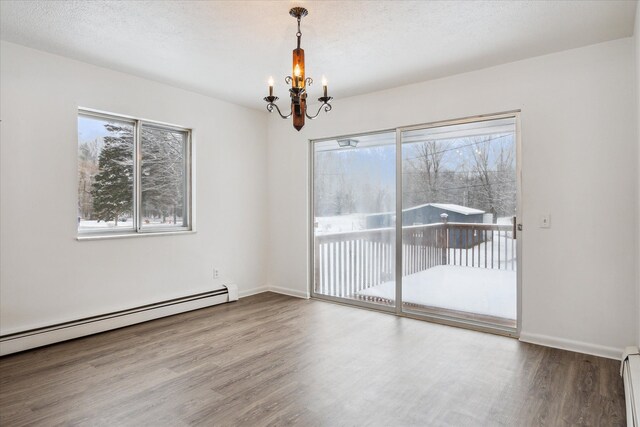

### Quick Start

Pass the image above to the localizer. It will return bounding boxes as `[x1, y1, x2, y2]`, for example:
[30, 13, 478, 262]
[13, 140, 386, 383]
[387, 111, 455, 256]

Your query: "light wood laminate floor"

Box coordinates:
[0, 292, 626, 426]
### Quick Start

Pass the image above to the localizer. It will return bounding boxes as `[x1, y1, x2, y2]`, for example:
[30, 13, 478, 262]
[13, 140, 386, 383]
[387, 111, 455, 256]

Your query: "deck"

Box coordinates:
[356, 265, 516, 327]
[314, 221, 517, 327]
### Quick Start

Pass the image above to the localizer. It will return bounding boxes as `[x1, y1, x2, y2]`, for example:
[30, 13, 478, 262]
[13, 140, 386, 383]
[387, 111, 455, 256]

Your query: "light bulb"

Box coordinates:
[294, 64, 301, 77]
[268, 76, 274, 87]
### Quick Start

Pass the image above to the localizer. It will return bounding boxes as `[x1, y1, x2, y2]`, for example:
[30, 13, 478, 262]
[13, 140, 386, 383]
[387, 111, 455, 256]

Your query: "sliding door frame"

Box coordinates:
[309, 110, 522, 338]
[308, 128, 398, 314]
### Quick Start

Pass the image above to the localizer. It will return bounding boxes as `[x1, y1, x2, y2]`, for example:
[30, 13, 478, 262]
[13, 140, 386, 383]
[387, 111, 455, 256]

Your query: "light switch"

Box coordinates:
[539, 214, 551, 228]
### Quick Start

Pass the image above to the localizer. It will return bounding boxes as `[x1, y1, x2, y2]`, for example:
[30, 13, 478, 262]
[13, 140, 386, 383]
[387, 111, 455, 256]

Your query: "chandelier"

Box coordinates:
[263, 7, 333, 131]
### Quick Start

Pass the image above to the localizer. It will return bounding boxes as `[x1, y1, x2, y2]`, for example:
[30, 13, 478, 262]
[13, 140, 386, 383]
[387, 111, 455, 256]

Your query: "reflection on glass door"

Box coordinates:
[312, 132, 396, 308]
[401, 117, 518, 329]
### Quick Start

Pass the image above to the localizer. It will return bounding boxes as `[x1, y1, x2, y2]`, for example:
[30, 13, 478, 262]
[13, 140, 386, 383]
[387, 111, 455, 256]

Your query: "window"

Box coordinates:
[77, 110, 192, 236]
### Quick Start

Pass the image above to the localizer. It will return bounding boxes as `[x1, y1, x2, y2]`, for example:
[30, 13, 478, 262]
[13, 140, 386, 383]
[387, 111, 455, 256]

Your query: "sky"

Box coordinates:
[315, 133, 515, 190]
[77, 115, 111, 143]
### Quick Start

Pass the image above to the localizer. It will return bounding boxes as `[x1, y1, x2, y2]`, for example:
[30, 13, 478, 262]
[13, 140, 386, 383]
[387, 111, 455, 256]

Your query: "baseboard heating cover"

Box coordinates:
[0, 283, 238, 356]
[622, 346, 640, 427]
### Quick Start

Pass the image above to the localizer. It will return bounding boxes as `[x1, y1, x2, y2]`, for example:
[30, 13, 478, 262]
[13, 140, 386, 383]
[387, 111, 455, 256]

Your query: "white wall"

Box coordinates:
[267, 38, 639, 358]
[2, 35, 638, 358]
[0, 42, 268, 334]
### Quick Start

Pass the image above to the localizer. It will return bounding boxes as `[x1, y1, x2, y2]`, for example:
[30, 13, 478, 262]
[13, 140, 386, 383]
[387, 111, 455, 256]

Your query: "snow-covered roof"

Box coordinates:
[429, 203, 485, 215]
[407, 203, 485, 215]
[366, 203, 485, 217]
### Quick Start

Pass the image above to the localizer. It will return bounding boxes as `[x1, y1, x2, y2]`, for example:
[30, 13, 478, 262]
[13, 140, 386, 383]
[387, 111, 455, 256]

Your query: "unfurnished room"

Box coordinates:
[1, 0, 639, 426]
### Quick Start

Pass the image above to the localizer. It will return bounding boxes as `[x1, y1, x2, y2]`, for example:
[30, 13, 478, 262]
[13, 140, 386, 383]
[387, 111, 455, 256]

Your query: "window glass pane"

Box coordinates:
[77, 115, 134, 232]
[140, 125, 187, 229]
[313, 132, 396, 307]
[401, 117, 517, 329]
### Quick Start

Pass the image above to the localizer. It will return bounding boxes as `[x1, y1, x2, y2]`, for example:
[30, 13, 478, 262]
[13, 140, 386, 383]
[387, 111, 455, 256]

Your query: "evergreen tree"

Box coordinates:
[140, 127, 184, 224]
[91, 125, 133, 224]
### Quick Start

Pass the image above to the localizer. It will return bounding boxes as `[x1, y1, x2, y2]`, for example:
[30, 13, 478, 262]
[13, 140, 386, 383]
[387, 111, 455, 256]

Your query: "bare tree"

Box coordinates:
[140, 128, 185, 224]
[468, 136, 495, 215]
[493, 139, 516, 217]
[467, 135, 516, 219]
[403, 134, 516, 220]
[406, 140, 446, 206]
[77, 138, 100, 219]
[333, 173, 356, 215]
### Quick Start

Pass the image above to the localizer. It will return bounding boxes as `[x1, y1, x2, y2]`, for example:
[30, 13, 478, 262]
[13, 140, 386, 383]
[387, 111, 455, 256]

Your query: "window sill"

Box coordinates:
[76, 230, 196, 241]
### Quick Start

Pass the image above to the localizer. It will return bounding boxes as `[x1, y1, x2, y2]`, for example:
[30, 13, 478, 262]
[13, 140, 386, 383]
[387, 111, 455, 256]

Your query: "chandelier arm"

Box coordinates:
[305, 102, 332, 120]
[267, 102, 293, 119]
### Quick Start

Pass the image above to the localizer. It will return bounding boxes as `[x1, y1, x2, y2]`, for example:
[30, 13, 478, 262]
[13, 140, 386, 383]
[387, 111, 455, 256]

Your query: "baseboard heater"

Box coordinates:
[622, 346, 640, 427]
[0, 284, 238, 356]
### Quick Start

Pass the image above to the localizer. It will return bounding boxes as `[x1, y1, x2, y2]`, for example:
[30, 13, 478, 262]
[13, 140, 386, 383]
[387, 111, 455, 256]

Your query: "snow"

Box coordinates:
[78, 218, 184, 231]
[315, 214, 366, 234]
[78, 219, 134, 230]
[447, 233, 516, 270]
[427, 203, 485, 215]
[497, 216, 514, 225]
[357, 265, 516, 320]
[362, 202, 486, 219]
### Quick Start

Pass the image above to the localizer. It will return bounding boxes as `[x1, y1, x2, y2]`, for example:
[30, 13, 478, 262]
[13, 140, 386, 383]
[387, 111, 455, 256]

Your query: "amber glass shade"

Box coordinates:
[292, 48, 305, 89]
[292, 97, 306, 131]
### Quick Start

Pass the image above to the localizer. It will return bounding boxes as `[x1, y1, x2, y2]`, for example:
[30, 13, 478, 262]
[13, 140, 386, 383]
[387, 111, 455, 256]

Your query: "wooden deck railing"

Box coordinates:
[445, 223, 516, 270]
[314, 228, 394, 298]
[314, 222, 515, 297]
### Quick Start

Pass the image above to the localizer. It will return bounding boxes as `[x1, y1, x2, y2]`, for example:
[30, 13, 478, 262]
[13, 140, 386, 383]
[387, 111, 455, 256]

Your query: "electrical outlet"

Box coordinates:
[539, 214, 551, 228]
[213, 268, 219, 279]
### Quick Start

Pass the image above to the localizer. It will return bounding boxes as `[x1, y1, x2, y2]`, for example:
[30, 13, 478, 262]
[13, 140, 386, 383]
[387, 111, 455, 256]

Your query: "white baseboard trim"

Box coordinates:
[238, 286, 309, 299]
[268, 286, 310, 299]
[0, 289, 232, 356]
[239, 286, 269, 298]
[519, 332, 622, 360]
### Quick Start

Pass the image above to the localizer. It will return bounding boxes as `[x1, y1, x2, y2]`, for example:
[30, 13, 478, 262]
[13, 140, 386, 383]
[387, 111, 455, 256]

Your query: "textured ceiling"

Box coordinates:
[0, 1, 636, 110]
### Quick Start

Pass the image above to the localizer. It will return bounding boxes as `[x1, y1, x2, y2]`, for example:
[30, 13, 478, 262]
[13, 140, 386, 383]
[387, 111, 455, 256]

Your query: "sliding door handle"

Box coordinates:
[513, 217, 522, 239]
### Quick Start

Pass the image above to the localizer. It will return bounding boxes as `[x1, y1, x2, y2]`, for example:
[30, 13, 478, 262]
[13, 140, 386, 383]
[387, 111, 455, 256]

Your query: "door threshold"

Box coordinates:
[311, 295, 518, 338]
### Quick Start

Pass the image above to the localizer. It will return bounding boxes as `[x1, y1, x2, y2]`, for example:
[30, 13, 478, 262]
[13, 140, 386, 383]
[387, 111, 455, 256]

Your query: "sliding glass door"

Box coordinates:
[401, 117, 518, 329]
[311, 114, 520, 334]
[312, 131, 396, 309]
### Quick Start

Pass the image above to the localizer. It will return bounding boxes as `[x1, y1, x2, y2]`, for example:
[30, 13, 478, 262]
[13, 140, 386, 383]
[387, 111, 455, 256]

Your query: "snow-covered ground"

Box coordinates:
[79, 219, 134, 230]
[357, 265, 516, 320]
[78, 218, 183, 231]
[315, 214, 366, 234]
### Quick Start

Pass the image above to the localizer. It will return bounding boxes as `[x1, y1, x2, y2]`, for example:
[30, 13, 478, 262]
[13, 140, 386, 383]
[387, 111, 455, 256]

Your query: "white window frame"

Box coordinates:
[77, 108, 194, 240]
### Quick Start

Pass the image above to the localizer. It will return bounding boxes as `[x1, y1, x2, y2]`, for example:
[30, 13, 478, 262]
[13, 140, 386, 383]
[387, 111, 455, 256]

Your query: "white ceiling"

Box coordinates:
[1, 1, 637, 110]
